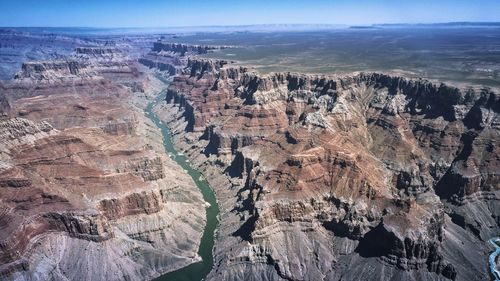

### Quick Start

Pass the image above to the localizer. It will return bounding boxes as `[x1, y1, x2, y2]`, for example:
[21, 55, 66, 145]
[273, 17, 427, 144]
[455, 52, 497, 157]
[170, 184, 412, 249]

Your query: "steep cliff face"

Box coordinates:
[14, 60, 95, 81]
[139, 41, 228, 75]
[0, 48, 206, 281]
[12, 47, 146, 92]
[157, 58, 499, 281]
[75, 47, 124, 58]
[152, 42, 223, 56]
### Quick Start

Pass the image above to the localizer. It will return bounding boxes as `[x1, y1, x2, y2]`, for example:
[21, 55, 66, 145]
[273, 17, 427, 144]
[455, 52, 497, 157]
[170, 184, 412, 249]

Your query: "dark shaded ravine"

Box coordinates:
[146, 89, 220, 281]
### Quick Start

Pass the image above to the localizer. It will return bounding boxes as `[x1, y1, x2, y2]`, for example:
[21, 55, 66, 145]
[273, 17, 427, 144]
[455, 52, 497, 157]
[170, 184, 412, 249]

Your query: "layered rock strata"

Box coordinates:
[139, 42, 228, 75]
[13, 60, 95, 81]
[0, 48, 206, 281]
[155, 58, 499, 281]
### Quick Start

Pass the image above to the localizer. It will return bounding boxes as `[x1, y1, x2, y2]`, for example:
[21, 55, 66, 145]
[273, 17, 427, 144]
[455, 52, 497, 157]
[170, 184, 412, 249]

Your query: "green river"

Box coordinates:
[146, 90, 219, 281]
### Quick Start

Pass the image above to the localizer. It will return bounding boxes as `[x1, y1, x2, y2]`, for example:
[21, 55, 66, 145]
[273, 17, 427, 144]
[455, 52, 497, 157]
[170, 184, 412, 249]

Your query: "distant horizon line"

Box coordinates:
[2, 21, 500, 29]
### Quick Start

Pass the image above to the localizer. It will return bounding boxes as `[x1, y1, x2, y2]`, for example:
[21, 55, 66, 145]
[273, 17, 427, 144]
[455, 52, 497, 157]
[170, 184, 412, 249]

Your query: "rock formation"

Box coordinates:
[13, 60, 95, 81]
[152, 42, 223, 55]
[0, 47, 207, 281]
[139, 41, 228, 75]
[74, 47, 125, 59]
[2, 32, 498, 281]
[155, 57, 499, 281]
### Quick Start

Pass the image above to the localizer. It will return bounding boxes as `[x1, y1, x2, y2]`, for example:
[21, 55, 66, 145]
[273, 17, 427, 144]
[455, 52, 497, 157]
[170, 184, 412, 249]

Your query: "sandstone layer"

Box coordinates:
[151, 57, 499, 281]
[139, 42, 228, 76]
[0, 47, 206, 281]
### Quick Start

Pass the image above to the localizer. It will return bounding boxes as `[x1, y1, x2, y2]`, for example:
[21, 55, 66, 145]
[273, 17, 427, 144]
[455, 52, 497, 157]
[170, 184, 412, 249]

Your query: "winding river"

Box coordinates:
[490, 238, 500, 281]
[146, 90, 220, 281]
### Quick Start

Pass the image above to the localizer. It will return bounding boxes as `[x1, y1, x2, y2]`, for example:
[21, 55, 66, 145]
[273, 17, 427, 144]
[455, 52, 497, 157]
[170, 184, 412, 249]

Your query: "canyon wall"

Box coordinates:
[0, 47, 207, 281]
[156, 57, 499, 281]
[139, 42, 227, 76]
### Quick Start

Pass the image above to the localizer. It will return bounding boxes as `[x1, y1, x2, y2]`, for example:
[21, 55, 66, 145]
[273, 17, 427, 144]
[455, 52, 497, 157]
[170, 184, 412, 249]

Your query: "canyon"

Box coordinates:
[0, 28, 498, 281]
[0, 43, 207, 280]
[145, 41, 499, 281]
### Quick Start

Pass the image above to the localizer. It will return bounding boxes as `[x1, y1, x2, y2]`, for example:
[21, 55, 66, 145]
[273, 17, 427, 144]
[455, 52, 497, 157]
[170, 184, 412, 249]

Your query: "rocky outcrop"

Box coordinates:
[156, 58, 499, 281]
[11, 45, 148, 94]
[139, 42, 228, 75]
[43, 212, 114, 242]
[139, 56, 179, 75]
[14, 60, 95, 81]
[0, 117, 56, 155]
[75, 47, 123, 57]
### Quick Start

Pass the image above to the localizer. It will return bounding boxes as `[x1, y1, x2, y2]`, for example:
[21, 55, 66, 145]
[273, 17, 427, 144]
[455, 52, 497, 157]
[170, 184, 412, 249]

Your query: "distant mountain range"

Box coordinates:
[1, 22, 499, 36]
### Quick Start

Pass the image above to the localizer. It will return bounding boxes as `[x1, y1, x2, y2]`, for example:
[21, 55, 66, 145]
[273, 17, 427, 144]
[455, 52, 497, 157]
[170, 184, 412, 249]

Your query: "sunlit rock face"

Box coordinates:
[160, 58, 499, 281]
[14, 60, 95, 81]
[139, 41, 228, 75]
[0, 47, 206, 281]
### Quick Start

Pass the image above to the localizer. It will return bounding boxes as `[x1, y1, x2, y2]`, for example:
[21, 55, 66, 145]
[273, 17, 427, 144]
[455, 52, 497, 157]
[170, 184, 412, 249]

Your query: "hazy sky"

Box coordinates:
[1, 0, 499, 27]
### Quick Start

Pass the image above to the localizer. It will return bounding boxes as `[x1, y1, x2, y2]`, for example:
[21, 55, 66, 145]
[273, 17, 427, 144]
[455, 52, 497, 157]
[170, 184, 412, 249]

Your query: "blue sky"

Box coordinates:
[1, 0, 499, 27]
